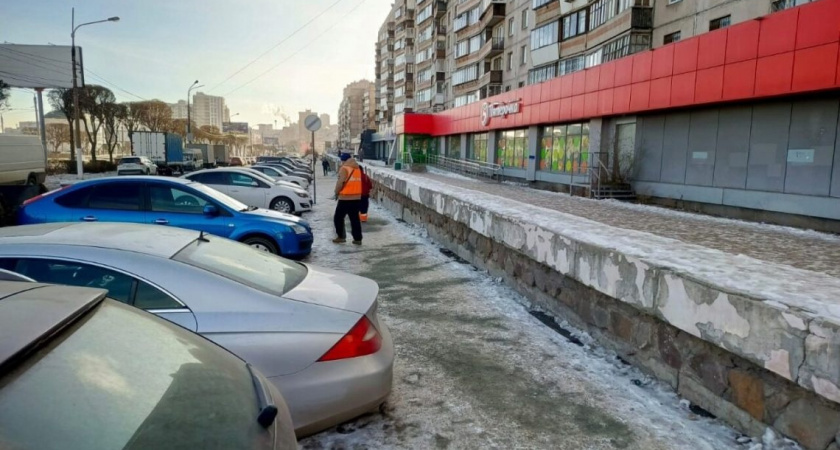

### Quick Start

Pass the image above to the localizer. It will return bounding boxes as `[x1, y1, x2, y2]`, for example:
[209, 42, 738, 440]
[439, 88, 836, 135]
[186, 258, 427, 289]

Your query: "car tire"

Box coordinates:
[26, 174, 37, 185]
[241, 236, 279, 254]
[270, 197, 294, 214]
[145, 168, 150, 175]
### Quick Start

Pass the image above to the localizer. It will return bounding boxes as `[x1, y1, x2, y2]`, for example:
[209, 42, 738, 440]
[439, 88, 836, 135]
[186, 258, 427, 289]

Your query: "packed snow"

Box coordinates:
[45, 171, 117, 191]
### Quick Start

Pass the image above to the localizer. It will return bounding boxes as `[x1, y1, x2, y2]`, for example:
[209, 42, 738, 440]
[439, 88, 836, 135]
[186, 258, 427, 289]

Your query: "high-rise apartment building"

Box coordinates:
[337, 80, 374, 148]
[168, 100, 189, 120]
[191, 92, 226, 131]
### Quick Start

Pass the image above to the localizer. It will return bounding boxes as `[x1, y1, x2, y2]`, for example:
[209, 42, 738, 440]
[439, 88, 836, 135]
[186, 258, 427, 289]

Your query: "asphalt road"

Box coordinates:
[298, 169, 741, 450]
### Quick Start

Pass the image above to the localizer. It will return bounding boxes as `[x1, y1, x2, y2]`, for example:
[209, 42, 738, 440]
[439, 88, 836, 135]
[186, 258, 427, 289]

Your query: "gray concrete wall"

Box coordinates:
[369, 166, 840, 449]
[652, 0, 775, 47]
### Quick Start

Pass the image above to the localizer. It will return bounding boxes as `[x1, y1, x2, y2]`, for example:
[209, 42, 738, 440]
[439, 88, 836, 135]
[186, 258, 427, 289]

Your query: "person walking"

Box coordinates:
[321, 158, 330, 176]
[333, 153, 363, 244]
[359, 166, 372, 222]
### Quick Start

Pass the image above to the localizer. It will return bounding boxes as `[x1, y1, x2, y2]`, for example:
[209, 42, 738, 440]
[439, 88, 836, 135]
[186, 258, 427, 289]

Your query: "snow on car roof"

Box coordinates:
[0, 223, 199, 258]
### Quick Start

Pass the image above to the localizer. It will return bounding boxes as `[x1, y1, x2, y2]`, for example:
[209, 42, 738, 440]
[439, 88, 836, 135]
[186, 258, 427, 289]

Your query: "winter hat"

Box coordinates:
[340, 153, 351, 161]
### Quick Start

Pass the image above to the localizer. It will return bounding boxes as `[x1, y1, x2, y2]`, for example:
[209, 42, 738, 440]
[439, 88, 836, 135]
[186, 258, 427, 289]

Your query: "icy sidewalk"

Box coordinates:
[368, 166, 840, 411]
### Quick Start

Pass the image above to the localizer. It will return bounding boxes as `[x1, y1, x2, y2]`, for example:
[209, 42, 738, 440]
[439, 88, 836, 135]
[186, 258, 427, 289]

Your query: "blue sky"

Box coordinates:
[2, 0, 391, 127]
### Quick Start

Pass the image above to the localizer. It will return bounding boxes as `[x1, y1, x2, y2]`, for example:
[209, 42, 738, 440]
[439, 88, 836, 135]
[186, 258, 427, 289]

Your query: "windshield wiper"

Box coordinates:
[246, 363, 278, 428]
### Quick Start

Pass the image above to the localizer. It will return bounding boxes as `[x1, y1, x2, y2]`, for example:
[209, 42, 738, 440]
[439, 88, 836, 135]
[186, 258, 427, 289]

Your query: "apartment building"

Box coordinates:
[337, 80, 375, 148]
[191, 92, 226, 131]
[168, 100, 188, 120]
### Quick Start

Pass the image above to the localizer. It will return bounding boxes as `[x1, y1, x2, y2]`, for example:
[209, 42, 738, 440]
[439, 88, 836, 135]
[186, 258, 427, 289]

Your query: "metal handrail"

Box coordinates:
[427, 154, 502, 180]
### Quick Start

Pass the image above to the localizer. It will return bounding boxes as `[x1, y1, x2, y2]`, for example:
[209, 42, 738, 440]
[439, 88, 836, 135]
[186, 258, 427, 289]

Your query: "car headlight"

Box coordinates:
[288, 223, 309, 235]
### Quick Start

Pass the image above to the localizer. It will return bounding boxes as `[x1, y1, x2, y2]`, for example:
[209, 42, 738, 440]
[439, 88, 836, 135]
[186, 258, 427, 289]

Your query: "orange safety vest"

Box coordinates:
[339, 167, 363, 196]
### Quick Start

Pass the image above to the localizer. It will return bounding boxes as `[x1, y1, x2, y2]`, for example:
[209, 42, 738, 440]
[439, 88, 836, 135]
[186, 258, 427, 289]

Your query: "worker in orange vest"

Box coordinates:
[359, 166, 372, 222]
[333, 153, 363, 244]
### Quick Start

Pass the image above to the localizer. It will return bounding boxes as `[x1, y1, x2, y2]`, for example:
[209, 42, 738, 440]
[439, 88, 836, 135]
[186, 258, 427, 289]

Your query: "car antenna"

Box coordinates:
[198, 230, 210, 243]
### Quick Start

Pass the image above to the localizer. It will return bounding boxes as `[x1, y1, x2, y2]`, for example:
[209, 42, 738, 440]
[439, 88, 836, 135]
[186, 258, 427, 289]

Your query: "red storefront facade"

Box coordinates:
[393, 0, 840, 226]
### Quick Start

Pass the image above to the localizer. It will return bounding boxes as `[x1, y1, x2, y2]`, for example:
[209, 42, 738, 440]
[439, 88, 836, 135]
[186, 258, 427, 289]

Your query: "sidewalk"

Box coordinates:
[368, 165, 840, 413]
[419, 170, 840, 278]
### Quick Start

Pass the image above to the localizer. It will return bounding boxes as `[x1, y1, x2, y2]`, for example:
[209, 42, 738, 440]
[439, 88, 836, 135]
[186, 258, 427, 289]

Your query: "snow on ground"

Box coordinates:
[426, 166, 480, 182]
[45, 171, 117, 191]
[372, 168, 840, 321]
[299, 172, 800, 449]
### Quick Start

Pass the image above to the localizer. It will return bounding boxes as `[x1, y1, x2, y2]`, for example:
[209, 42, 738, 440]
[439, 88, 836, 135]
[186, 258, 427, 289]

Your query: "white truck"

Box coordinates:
[0, 135, 46, 186]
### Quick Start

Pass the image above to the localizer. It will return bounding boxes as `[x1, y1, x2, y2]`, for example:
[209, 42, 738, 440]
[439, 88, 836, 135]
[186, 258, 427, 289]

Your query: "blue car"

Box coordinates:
[17, 176, 313, 258]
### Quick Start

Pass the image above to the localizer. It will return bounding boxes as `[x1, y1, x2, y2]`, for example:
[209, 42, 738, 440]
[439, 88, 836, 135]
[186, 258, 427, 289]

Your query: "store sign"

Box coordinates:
[480, 100, 521, 127]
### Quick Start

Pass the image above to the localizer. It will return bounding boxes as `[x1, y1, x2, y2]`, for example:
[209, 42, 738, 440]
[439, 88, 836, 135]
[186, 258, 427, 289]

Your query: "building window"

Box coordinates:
[562, 9, 587, 40]
[667, 0, 682, 4]
[496, 129, 529, 169]
[709, 15, 731, 31]
[508, 17, 515, 36]
[518, 81, 525, 88]
[528, 64, 556, 84]
[521, 9, 529, 29]
[539, 123, 590, 173]
[468, 133, 488, 162]
[446, 135, 461, 159]
[530, 21, 559, 50]
[558, 55, 585, 75]
[663, 31, 681, 45]
[492, 56, 502, 70]
[452, 64, 480, 85]
[507, 52, 513, 71]
[532, 0, 555, 9]
[520, 45, 527, 65]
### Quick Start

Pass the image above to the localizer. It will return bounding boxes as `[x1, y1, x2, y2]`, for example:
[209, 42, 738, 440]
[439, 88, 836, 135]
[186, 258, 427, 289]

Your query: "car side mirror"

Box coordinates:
[203, 205, 219, 217]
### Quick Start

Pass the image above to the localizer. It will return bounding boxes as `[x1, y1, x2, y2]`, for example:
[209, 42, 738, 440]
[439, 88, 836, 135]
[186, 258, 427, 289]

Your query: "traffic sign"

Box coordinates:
[304, 114, 322, 132]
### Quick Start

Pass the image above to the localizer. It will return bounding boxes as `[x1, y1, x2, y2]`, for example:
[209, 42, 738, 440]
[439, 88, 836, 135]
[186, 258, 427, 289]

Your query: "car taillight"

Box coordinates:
[318, 316, 382, 362]
[22, 185, 67, 206]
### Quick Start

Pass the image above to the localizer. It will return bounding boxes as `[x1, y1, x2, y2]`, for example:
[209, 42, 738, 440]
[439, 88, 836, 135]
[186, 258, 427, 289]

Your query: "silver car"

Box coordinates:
[0, 222, 394, 437]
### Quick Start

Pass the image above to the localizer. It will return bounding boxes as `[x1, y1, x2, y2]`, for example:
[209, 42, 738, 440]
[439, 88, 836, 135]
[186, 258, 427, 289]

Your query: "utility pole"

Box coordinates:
[187, 80, 201, 143]
[71, 8, 119, 179]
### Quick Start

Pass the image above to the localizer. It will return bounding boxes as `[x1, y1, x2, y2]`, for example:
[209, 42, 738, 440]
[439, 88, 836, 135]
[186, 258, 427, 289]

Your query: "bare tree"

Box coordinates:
[81, 85, 116, 162]
[118, 102, 142, 152]
[0, 80, 9, 110]
[135, 100, 172, 132]
[103, 102, 125, 163]
[46, 123, 71, 153]
[48, 88, 77, 161]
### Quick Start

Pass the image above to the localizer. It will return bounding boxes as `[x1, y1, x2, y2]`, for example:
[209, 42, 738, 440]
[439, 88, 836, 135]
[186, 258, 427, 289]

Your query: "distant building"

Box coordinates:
[337, 80, 374, 149]
[169, 100, 188, 120]
[192, 92, 226, 131]
[224, 106, 231, 123]
[319, 113, 331, 128]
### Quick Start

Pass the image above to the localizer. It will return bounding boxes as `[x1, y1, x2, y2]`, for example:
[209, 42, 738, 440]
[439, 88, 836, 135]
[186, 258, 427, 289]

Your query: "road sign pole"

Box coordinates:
[311, 130, 316, 205]
[303, 114, 322, 206]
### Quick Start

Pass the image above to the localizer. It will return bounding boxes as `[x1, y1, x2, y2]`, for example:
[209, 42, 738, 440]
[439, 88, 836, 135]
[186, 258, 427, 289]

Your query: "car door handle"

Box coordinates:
[81, 216, 98, 222]
[154, 219, 169, 225]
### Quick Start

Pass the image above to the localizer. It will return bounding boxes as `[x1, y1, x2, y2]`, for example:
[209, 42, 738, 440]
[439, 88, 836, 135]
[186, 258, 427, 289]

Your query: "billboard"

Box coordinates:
[223, 122, 249, 134]
[0, 44, 79, 89]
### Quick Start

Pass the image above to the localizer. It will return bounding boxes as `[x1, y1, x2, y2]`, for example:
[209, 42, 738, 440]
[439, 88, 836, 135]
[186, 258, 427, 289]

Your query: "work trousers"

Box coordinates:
[334, 199, 363, 241]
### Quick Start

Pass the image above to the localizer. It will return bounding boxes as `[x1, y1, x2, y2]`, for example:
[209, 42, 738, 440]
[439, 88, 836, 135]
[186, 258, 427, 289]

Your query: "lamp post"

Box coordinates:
[187, 80, 202, 143]
[72, 8, 119, 179]
[229, 113, 240, 156]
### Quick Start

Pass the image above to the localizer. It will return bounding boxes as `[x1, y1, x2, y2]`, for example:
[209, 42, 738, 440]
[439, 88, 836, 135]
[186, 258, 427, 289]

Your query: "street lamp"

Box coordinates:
[187, 80, 203, 143]
[71, 8, 119, 179]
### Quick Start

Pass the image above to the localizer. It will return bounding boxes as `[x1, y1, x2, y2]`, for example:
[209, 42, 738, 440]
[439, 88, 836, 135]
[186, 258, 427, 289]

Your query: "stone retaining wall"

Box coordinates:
[370, 170, 840, 450]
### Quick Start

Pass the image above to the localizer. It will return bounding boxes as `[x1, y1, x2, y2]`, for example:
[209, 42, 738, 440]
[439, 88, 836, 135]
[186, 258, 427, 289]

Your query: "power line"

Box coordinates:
[206, 0, 349, 93]
[222, 0, 368, 97]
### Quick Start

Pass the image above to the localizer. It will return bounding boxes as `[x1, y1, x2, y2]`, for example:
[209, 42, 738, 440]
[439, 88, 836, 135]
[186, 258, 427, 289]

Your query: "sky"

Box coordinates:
[1, 0, 392, 128]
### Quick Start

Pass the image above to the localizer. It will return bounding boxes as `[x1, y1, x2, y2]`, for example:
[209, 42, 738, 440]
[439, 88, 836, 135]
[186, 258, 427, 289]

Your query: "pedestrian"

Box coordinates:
[333, 153, 363, 245]
[359, 166, 372, 223]
[322, 158, 330, 176]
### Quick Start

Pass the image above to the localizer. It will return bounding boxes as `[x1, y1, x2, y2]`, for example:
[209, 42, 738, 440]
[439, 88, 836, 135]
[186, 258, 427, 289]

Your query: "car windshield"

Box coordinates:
[187, 182, 250, 211]
[172, 234, 307, 296]
[0, 300, 272, 450]
[120, 157, 141, 164]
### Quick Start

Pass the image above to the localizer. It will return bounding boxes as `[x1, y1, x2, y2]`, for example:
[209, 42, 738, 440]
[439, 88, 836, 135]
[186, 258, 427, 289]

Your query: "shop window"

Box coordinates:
[496, 129, 529, 169]
[539, 123, 590, 173]
[468, 133, 488, 162]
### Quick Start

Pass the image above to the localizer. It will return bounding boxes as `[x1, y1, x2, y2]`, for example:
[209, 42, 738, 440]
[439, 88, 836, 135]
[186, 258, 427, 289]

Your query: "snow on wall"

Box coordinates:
[369, 167, 840, 406]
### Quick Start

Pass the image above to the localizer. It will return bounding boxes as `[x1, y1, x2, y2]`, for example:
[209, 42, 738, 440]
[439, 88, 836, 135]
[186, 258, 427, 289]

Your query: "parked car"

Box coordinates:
[251, 165, 310, 188]
[0, 223, 395, 437]
[16, 177, 313, 257]
[265, 162, 313, 182]
[184, 168, 311, 215]
[230, 156, 244, 166]
[0, 135, 46, 186]
[117, 156, 157, 175]
[0, 280, 297, 449]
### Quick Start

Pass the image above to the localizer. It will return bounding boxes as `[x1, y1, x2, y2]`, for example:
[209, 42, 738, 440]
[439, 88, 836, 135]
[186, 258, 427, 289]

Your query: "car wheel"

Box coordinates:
[241, 236, 279, 254]
[26, 175, 37, 185]
[270, 197, 294, 214]
[145, 168, 150, 175]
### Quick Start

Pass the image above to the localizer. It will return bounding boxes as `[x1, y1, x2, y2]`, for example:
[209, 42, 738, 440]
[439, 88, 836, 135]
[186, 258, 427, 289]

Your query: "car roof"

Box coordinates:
[72, 176, 194, 186]
[0, 282, 106, 372]
[0, 223, 199, 258]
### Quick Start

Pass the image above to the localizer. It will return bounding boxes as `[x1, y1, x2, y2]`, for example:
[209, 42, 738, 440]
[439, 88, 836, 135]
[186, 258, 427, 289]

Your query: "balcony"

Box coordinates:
[631, 6, 653, 29]
[479, 2, 506, 30]
[436, 24, 447, 35]
[435, 0, 447, 18]
[478, 69, 502, 86]
[397, 8, 415, 23]
[478, 36, 504, 60]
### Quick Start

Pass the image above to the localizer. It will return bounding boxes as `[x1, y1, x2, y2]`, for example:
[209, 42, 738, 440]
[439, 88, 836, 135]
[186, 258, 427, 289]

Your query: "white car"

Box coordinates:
[117, 156, 157, 175]
[184, 168, 311, 215]
[250, 165, 310, 189]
